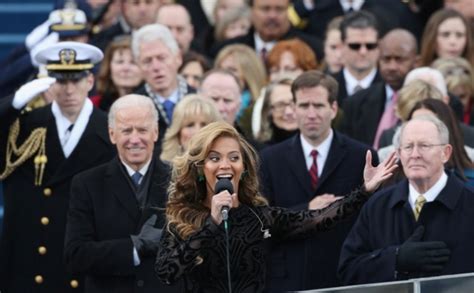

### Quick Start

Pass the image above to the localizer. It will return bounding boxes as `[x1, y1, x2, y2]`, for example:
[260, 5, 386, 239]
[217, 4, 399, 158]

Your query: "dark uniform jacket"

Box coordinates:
[341, 82, 387, 145]
[338, 173, 474, 284]
[0, 96, 114, 292]
[64, 157, 182, 293]
[259, 131, 378, 291]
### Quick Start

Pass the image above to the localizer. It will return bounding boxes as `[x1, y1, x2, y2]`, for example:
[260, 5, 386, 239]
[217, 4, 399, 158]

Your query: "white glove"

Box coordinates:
[12, 77, 57, 110]
[25, 20, 52, 51]
[30, 32, 59, 67]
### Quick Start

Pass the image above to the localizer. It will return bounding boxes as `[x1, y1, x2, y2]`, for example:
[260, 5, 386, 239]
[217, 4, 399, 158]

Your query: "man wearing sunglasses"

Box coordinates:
[341, 29, 418, 148]
[333, 10, 383, 105]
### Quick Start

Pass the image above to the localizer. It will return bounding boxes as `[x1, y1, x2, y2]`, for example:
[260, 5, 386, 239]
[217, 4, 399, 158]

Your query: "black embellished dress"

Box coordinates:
[155, 188, 370, 292]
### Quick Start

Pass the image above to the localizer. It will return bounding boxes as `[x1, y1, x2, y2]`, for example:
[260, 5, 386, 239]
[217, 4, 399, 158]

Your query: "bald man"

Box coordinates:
[156, 4, 195, 54]
[341, 29, 418, 148]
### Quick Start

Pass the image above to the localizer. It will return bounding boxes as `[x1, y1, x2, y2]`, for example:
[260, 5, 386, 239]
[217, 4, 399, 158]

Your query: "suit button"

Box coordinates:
[43, 188, 52, 197]
[35, 275, 43, 284]
[41, 217, 50, 225]
[70, 279, 79, 288]
[137, 280, 144, 287]
[38, 246, 47, 255]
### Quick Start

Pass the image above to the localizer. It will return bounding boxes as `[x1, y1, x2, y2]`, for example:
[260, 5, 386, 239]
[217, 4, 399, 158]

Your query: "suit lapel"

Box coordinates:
[107, 158, 140, 222]
[287, 136, 314, 198]
[317, 132, 347, 189]
[139, 160, 170, 228]
[46, 110, 110, 186]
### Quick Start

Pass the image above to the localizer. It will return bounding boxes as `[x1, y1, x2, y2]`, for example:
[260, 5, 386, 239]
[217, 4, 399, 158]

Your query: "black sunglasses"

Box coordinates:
[347, 43, 378, 51]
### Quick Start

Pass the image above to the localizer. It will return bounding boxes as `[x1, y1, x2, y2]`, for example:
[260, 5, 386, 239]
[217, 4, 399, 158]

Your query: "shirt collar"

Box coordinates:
[254, 32, 276, 55]
[300, 129, 333, 170]
[339, 0, 365, 12]
[408, 171, 448, 209]
[343, 67, 378, 96]
[122, 159, 152, 177]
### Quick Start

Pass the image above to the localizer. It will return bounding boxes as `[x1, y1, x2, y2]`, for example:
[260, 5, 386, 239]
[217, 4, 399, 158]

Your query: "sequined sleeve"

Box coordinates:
[155, 217, 220, 285]
[266, 187, 370, 240]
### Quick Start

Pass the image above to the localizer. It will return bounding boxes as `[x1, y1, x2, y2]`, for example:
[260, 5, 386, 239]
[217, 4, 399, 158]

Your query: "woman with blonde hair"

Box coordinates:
[214, 44, 267, 114]
[432, 57, 474, 125]
[214, 4, 251, 43]
[160, 95, 222, 163]
[156, 121, 397, 292]
[378, 80, 445, 158]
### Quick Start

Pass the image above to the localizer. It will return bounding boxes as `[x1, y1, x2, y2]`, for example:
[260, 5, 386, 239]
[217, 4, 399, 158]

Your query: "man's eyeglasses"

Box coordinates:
[271, 101, 294, 113]
[347, 43, 378, 51]
[399, 143, 446, 154]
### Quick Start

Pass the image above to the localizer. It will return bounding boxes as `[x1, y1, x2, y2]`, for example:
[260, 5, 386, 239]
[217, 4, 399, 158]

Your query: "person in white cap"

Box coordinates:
[0, 41, 115, 293]
[0, 6, 91, 100]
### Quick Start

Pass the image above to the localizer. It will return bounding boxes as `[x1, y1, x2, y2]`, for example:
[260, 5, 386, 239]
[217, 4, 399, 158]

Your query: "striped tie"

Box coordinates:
[414, 194, 426, 221]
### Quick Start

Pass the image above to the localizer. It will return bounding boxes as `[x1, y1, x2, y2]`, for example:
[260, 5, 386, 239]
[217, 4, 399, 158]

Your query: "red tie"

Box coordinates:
[309, 150, 318, 190]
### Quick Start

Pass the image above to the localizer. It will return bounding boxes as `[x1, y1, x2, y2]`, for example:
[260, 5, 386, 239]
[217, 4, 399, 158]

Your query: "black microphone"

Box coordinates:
[215, 178, 234, 221]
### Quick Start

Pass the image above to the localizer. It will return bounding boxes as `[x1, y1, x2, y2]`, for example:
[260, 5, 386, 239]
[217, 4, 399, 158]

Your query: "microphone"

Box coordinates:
[215, 178, 234, 221]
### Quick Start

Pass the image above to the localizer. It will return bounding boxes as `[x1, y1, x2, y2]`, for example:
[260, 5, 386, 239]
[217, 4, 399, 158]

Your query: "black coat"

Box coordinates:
[338, 174, 474, 284]
[291, 0, 427, 40]
[0, 97, 115, 293]
[64, 158, 183, 293]
[259, 132, 378, 291]
[341, 82, 387, 145]
[133, 82, 195, 143]
[210, 27, 324, 61]
[332, 69, 384, 106]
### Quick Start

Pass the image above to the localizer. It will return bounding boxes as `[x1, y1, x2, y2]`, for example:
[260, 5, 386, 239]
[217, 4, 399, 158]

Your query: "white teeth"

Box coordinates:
[216, 175, 233, 179]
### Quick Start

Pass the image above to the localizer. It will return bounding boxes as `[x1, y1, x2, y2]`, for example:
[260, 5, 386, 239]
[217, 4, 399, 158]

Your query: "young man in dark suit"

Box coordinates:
[341, 29, 418, 148]
[64, 94, 182, 292]
[260, 70, 378, 291]
[0, 41, 115, 292]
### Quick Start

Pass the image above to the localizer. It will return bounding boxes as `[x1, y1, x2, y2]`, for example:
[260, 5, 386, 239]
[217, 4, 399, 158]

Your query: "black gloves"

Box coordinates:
[131, 214, 162, 258]
[396, 226, 451, 274]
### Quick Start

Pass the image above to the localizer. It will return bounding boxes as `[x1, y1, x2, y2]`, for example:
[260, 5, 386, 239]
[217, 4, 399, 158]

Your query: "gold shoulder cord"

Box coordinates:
[0, 119, 47, 186]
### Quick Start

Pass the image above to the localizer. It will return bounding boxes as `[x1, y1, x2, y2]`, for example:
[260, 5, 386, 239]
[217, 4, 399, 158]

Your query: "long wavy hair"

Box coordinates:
[166, 121, 268, 240]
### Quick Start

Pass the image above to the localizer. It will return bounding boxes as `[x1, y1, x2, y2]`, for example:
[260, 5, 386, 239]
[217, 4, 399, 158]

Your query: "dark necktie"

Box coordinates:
[309, 150, 319, 190]
[63, 124, 74, 146]
[131, 172, 142, 188]
[162, 100, 175, 122]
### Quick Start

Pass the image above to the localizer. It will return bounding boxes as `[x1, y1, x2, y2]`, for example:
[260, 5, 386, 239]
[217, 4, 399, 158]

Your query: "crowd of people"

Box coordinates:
[1, 0, 474, 292]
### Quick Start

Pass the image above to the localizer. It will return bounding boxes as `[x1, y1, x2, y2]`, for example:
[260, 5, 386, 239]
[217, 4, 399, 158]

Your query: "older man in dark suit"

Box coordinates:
[339, 115, 473, 285]
[260, 70, 378, 291]
[64, 94, 182, 292]
[0, 42, 115, 292]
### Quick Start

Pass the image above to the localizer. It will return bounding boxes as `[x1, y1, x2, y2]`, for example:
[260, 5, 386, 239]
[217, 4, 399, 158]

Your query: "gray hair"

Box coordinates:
[404, 67, 448, 96]
[108, 94, 159, 128]
[131, 23, 179, 60]
[396, 114, 450, 148]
